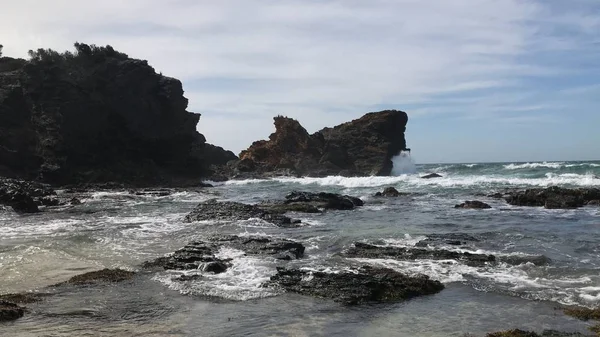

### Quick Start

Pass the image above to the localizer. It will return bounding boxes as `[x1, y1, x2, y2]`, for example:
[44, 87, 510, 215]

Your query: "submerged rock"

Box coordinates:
[232, 110, 409, 177]
[344, 242, 495, 267]
[183, 199, 302, 228]
[267, 265, 443, 305]
[143, 235, 305, 272]
[59, 269, 135, 285]
[505, 187, 600, 209]
[0, 301, 24, 322]
[374, 187, 406, 197]
[455, 200, 492, 209]
[421, 173, 442, 179]
[0, 292, 49, 304]
[415, 233, 480, 247]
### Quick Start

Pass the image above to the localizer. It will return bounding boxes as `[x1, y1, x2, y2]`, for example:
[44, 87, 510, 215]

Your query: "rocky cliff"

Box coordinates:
[235, 110, 408, 177]
[0, 43, 236, 186]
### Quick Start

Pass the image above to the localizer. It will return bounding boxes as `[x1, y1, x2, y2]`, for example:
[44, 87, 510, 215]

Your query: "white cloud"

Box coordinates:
[1, 0, 598, 157]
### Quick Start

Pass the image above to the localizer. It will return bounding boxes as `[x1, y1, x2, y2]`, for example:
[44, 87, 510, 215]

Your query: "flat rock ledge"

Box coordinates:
[143, 235, 305, 274]
[266, 265, 444, 305]
[183, 199, 302, 228]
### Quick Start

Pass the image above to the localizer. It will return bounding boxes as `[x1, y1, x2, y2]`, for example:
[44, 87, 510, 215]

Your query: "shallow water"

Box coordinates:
[1, 160, 600, 336]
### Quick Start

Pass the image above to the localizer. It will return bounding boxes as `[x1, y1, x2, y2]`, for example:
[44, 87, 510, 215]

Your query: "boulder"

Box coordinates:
[267, 265, 444, 305]
[344, 242, 495, 267]
[234, 110, 408, 177]
[143, 235, 305, 272]
[0, 178, 57, 213]
[505, 187, 600, 209]
[0, 301, 24, 322]
[0, 43, 237, 186]
[374, 187, 403, 197]
[421, 173, 443, 179]
[183, 199, 302, 228]
[283, 191, 364, 210]
[454, 200, 492, 209]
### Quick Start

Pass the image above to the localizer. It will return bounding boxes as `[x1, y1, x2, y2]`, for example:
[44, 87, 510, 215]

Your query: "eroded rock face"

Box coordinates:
[183, 199, 302, 228]
[455, 201, 492, 209]
[267, 265, 444, 305]
[0, 178, 57, 213]
[0, 43, 236, 186]
[344, 242, 496, 267]
[0, 301, 24, 322]
[143, 235, 306, 272]
[235, 110, 408, 177]
[505, 187, 600, 209]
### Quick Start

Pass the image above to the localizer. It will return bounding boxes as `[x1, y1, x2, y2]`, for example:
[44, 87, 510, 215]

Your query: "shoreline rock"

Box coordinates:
[421, 173, 443, 179]
[374, 187, 405, 197]
[267, 265, 444, 305]
[0, 301, 24, 322]
[455, 200, 492, 209]
[56, 269, 136, 286]
[505, 187, 600, 209]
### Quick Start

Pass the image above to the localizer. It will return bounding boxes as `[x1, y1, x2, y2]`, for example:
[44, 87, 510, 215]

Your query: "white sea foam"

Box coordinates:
[391, 151, 416, 175]
[153, 247, 278, 301]
[504, 162, 564, 170]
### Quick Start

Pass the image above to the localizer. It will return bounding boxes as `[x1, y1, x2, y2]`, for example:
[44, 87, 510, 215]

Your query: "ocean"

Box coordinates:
[1, 160, 599, 336]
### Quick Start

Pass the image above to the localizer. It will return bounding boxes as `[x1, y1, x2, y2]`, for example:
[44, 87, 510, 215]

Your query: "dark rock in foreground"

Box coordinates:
[345, 242, 495, 267]
[0, 301, 24, 322]
[0, 43, 236, 186]
[0, 292, 49, 304]
[143, 235, 305, 272]
[455, 200, 492, 209]
[267, 265, 443, 305]
[231, 110, 409, 177]
[505, 187, 600, 209]
[485, 329, 588, 337]
[374, 187, 406, 197]
[421, 173, 443, 179]
[58, 268, 135, 285]
[184, 199, 302, 228]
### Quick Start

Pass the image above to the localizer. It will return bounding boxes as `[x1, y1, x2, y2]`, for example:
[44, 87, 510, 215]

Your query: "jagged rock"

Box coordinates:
[421, 173, 443, 179]
[505, 187, 600, 209]
[283, 191, 363, 210]
[58, 269, 135, 285]
[184, 199, 302, 228]
[0, 301, 24, 322]
[233, 110, 408, 177]
[0, 178, 56, 213]
[374, 187, 404, 197]
[143, 235, 305, 272]
[0, 43, 237, 186]
[455, 200, 492, 209]
[267, 265, 444, 305]
[344, 242, 495, 267]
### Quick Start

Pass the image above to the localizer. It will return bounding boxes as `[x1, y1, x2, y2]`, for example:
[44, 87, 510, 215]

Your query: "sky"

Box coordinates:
[1, 0, 599, 164]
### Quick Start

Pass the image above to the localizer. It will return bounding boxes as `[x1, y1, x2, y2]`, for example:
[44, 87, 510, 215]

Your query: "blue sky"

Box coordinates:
[2, 0, 599, 163]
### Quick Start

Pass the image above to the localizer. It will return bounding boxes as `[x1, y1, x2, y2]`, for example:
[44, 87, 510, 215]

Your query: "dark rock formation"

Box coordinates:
[283, 191, 363, 210]
[421, 173, 443, 179]
[415, 233, 480, 247]
[455, 200, 492, 209]
[183, 199, 302, 228]
[0, 301, 24, 322]
[58, 268, 135, 285]
[0, 178, 57, 213]
[344, 242, 495, 267]
[563, 306, 600, 321]
[232, 110, 408, 177]
[587, 200, 600, 206]
[267, 265, 443, 305]
[505, 187, 600, 209]
[374, 187, 405, 197]
[0, 292, 49, 304]
[485, 330, 588, 337]
[0, 43, 236, 186]
[143, 235, 305, 272]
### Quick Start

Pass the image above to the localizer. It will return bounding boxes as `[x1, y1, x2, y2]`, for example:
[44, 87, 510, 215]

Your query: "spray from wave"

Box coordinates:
[391, 150, 416, 175]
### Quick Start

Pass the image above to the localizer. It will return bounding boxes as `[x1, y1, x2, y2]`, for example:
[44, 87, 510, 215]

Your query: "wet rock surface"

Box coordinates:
[485, 330, 588, 337]
[374, 187, 407, 197]
[421, 173, 443, 179]
[0, 300, 24, 322]
[415, 233, 480, 247]
[455, 200, 492, 209]
[0, 178, 57, 213]
[282, 191, 364, 210]
[0, 292, 49, 304]
[183, 199, 302, 228]
[345, 242, 496, 267]
[505, 187, 600, 209]
[143, 235, 306, 272]
[58, 269, 135, 286]
[267, 265, 443, 305]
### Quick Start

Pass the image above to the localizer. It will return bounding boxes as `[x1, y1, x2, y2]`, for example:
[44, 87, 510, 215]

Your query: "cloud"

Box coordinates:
[1, 0, 598, 159]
